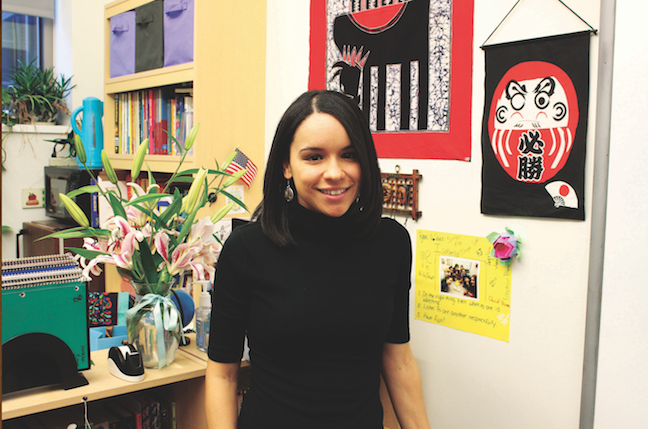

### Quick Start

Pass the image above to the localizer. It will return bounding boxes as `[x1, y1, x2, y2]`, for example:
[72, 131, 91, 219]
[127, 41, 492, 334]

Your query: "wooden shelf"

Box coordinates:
[2, 346, 206, 421]
[103, 153, 193, 171]
[104, 63, 194, 95]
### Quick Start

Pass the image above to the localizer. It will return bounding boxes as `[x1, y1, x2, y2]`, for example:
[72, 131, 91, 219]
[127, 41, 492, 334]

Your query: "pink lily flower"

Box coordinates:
[76, 237, 111, 276]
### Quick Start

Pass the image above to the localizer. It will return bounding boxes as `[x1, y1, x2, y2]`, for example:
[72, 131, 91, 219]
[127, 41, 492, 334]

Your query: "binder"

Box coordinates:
[2, 254, 90, 371]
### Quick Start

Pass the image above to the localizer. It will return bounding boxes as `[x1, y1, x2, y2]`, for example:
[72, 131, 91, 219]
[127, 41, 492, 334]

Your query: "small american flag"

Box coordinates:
[225, 149, 258, 187]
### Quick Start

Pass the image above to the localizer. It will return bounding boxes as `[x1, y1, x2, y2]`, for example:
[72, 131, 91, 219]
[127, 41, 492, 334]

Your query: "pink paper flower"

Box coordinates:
[487, 228, 520, 264]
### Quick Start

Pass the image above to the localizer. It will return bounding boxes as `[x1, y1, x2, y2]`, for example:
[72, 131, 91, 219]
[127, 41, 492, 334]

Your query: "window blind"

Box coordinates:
[2, 0, 54, 20]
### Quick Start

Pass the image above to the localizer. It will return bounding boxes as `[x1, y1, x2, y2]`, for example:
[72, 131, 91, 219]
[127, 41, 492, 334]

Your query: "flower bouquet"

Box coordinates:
[45, 124, 247, 367]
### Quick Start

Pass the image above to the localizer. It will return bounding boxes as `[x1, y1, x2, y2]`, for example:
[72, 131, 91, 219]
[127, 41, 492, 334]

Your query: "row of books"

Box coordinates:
[4, 392, 177, 429]
[113, 86, 193, 157]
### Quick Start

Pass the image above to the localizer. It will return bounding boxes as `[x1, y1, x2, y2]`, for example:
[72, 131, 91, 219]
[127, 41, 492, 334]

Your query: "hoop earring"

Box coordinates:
[284, 180, 294, 202]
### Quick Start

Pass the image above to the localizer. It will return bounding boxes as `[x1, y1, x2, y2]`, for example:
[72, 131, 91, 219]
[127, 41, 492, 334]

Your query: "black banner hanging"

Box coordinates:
[481, 31, 590, 220]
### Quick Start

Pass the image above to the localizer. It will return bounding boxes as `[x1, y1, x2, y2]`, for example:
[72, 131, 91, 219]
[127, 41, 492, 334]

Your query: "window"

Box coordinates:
[2, 0, 54, 89]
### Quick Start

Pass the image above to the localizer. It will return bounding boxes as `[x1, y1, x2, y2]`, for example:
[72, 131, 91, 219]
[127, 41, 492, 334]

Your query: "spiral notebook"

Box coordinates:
[2, 254, 90, 370]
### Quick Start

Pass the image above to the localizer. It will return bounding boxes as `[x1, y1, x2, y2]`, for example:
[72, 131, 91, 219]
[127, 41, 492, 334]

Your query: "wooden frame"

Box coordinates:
[381, 168, 422, 220]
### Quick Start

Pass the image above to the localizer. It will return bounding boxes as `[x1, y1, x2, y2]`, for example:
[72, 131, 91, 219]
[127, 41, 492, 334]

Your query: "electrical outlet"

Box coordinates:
[22, 188, 45, 209]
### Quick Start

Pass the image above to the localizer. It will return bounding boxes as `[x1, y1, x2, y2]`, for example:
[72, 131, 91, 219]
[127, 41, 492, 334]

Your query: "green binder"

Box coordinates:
[2, 255, 90, 371]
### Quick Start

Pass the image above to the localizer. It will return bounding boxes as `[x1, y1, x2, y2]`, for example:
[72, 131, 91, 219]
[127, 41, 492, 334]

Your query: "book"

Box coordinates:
[136, 393, 161, 429]
[106, 399, 137, 429]
[91, 177, 100, 227]
[149, 392, 176, 429]
[115, 85, 192, 156]
[119, 395, 143, 429]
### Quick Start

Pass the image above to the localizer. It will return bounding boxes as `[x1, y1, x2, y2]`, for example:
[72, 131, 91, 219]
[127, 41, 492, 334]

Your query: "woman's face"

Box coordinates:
[283, 112, 362, 217]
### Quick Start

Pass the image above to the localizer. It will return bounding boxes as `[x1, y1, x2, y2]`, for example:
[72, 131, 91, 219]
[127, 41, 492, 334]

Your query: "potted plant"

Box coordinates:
[3, 59, 75, 124]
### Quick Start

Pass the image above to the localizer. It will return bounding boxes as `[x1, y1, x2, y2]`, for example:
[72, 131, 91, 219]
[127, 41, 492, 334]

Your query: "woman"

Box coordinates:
[206, 90, 430, 428]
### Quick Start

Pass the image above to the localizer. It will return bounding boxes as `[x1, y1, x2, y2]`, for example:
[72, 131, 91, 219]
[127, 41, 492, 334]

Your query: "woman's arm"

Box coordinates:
[205, 359, 241, 429]
[381, 342, 431, 429]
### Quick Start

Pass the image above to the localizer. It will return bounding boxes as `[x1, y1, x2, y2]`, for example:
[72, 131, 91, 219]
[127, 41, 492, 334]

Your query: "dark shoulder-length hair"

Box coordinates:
[253, 90, 382, 247]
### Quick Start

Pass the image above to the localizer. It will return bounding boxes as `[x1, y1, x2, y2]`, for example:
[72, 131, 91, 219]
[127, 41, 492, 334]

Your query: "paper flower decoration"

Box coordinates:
[486, 227, 520, 264]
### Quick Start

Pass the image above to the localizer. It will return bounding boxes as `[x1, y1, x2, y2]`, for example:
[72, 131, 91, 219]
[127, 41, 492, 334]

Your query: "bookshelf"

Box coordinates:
[102, 0, 267, 293]
[103, 0, 266, 215]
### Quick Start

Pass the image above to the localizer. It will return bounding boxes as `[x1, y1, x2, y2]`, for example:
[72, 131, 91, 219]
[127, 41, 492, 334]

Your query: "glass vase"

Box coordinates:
[127, 280, 182, 369]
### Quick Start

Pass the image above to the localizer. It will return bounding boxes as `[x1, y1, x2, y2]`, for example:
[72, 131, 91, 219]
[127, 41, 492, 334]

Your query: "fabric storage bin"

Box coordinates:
[110, 11, 136, 78]
[135, 0, 164, 73]
[163, 0, 194, 67]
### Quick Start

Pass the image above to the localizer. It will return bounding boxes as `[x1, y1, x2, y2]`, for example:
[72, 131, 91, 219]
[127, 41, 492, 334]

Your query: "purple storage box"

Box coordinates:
[163, 0, 194, 67]
[110, 11, 136, 78]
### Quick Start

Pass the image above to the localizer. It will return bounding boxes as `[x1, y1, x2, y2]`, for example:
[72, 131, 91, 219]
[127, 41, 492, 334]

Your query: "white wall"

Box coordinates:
[593, 2, 648, 428]
[1, 126, 72, 259]
[267, 1, 601, 428]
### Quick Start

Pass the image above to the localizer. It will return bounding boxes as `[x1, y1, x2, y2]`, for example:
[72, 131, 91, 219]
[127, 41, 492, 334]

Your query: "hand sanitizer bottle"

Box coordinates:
[195, 288, 211, 352]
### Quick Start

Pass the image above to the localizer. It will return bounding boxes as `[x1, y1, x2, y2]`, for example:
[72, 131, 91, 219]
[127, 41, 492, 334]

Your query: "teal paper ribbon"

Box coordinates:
[125, 293, 183, 368]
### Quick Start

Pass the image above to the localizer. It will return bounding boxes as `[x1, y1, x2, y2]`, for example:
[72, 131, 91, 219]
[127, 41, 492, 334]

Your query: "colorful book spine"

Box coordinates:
[115, 85, 192, 156]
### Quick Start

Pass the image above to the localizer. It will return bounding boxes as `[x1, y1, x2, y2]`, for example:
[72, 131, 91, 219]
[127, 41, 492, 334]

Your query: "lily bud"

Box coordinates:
[74, 134, 86, 164]
[60, 193, 89, 227]
[223, 169, 247, 188]
[184, 168, 207, 213]
[131, 139, 149, 180]
[221, 150, 238, 171]
[102, 150, 118, 184]
[184, 123, 200, 151]
[210, 202, 236, 224]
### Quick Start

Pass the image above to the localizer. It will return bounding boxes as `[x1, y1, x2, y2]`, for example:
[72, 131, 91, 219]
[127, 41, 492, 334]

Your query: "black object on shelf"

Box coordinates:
[135, 0, 164, 73]
[3, 333, 89, 393]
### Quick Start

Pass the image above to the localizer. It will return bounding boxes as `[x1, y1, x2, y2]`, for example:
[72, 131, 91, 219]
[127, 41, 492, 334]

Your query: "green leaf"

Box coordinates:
[158, 188, 183, 225]
[64, 247, 109, 260]
[175, 168, 200, 175]
[218, 189, 248, 212]
[130, 253, 147, 283]
[36, 227, 111, 241]
[125, 192, 170, 207]
[108, 192, 127, 219]
[177, 205, 199, 243]
[67, 185, 102, 198]
[137, 239, 159, 285]
[166, 176, 195, 184]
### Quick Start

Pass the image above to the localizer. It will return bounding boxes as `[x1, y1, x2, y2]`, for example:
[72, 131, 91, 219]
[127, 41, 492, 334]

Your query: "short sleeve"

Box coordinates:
[384, 220, 412, 344]
[207, 226, 251, 363]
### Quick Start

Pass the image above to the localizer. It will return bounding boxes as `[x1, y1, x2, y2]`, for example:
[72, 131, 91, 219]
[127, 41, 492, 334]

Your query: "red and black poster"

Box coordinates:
[481, 32, 590, 220]
[309, 0, 474, 160]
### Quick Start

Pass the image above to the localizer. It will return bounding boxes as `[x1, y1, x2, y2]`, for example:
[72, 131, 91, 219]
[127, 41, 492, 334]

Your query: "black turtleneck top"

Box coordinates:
[208, 203, 412, 429]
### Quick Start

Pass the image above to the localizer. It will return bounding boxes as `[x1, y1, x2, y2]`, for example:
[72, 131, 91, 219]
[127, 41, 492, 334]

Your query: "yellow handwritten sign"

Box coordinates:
[415, 230, 512, 342]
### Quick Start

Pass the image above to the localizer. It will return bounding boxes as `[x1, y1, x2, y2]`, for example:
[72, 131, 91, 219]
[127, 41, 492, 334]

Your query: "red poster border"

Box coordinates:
[309, 0, 474, 160]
